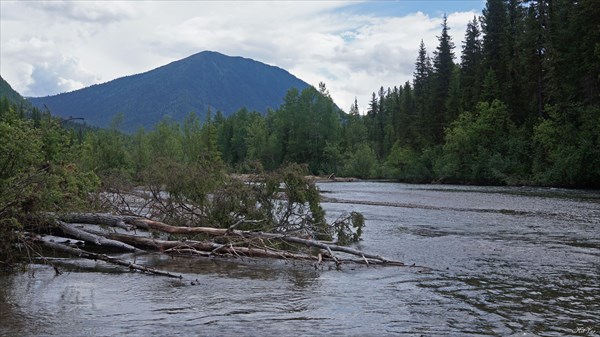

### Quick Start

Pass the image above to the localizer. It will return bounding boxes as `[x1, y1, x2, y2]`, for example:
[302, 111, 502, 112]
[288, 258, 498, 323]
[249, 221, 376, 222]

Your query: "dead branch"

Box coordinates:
[36, 238, 182, 279]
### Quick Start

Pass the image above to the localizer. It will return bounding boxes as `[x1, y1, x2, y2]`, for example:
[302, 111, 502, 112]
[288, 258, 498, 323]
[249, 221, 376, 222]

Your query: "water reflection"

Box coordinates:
[0, 273, 26, 336]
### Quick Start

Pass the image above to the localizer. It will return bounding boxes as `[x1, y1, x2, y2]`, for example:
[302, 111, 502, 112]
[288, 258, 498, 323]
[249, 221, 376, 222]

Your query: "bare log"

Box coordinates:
[102, 233, 398, 266]
[36, 238, 182, 279]
[109, 233, 400, 266]
[128, 217, 226, 235]
[103, 233, 320, 261]
[128, 219, 405, 265]
[57, 221, 142, 252]
[58, 213, 133, 230]
[56, 213, 405, 266]
[247, 232, 404, 266]
[104, 233, 217, 251]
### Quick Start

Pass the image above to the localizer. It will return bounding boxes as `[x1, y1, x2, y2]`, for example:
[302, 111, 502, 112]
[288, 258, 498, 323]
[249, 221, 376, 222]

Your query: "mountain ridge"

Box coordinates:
[28, 51, 310, 132]
[0, 75, 30, 108]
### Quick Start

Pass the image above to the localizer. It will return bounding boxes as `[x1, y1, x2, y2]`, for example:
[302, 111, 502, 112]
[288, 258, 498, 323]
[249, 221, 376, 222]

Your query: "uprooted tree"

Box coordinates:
[47, 163, 406, 275]
[0, 100, 404, 277]
[1, 119, 404, 277]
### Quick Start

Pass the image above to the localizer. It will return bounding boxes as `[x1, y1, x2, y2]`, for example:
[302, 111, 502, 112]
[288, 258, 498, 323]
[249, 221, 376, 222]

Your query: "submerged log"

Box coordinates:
[36, 238, 182, 279]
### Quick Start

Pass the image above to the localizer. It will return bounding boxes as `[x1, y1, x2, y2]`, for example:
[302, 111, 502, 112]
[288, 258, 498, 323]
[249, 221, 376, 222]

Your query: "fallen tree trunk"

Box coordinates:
[36, 238, 182, 279]
[12, 165, 414, 280]
[244, 232, 404, 265]
[57, 221, 142, 252]
[56, 213, 405, 266]
[101, 232, 381, 265]
[56, 213, 134, 230]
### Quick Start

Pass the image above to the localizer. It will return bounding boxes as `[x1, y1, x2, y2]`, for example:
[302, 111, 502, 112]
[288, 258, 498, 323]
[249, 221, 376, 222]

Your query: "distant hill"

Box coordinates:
[28, 51, 310, 132]
[0, 75, 30, 109]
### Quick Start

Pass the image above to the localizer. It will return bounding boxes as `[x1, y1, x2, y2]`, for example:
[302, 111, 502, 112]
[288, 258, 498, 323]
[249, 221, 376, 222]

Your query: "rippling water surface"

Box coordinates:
[1, 182, 599, 336]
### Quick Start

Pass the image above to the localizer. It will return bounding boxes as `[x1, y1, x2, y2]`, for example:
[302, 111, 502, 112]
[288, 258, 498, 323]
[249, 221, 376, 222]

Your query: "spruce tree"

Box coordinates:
[505, 0, 529, 123]
[445, 66, 462, 122]
[460, 16, 483, 112]
[431, 14, 456, 142]
[413, 40, 433, 146]
[366, 92, 380, 155]
[481, 0, 509, 92]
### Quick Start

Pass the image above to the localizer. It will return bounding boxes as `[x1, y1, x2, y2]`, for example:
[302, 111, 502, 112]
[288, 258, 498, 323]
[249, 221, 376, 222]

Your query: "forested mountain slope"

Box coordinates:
[28, 51, 310, 132]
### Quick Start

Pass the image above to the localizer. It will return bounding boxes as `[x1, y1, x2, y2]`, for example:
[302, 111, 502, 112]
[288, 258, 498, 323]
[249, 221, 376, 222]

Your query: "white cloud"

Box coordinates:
[0, 1, 480, 111]
[1, 36, 99, 96]
[30, 1, 137, 23]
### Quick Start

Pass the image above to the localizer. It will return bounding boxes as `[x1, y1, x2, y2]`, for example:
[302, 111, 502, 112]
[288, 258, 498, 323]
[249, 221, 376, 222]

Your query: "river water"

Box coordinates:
[1, 182, 598, 336]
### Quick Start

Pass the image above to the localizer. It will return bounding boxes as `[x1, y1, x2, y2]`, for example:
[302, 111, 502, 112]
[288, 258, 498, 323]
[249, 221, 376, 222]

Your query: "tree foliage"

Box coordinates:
[437, 100, 516, 184]
[0, 103, 99, 267]
[532, 104, 600, 187]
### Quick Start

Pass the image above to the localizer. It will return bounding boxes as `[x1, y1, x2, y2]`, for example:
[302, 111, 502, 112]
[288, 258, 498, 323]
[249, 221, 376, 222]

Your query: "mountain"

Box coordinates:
[0, 75, 30, 109]
[28, 51, 310, 132]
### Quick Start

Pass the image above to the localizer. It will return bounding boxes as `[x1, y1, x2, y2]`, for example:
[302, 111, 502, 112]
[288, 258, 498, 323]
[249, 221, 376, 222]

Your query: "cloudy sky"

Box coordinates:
[1, 1, 485, 113]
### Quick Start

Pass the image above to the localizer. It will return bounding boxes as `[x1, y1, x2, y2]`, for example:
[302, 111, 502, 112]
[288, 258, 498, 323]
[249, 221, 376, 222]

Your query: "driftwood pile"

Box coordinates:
[32, 212, 405, 279]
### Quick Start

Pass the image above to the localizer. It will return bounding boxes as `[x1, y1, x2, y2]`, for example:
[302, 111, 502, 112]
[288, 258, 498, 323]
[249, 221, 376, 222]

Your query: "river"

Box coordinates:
[1, 182, 598, 336]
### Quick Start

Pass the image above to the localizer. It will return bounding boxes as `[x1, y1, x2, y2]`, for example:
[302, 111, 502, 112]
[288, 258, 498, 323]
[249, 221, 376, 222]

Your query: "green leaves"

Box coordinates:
[0, 118, 43, 180]
[342, 143, 378, 179]
[533, 104, 600, 187]
[437, 100, 517, 184]
[0, 106, 99, 266]
[274, 86, 341, 174]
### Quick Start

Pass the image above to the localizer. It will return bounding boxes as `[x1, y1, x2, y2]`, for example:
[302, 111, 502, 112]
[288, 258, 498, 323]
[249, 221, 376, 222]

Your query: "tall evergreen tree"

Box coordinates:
[544, 0, 599, 106]
[413, 40, 433, 146]
[349, 97, 360, 116]
[481, 0, 509, 97]
[414, 40, 433, 102]
[376, 86, 387, 158]
[399, 81, 416, 148]
[200, 108, 221, 162]
[343, 97, 368, 153]
[445, 66, 462, 122]
[431, 14, 456, 141]
[574, 0, 600, 105]
[505, 0, 529, 123]
[389, 86, 403, 143]
[460, 16, 483, 112]
[182, 112, 203, 163]
[366, 92, 381, 157]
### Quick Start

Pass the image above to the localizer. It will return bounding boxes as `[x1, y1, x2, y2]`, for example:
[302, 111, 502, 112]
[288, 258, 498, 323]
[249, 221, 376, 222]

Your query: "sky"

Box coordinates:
[0, 0, 485, 113]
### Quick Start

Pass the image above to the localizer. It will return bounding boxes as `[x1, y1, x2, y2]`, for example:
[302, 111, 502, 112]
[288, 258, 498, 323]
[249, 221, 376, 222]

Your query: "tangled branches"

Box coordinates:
[100, 163, 363, 244]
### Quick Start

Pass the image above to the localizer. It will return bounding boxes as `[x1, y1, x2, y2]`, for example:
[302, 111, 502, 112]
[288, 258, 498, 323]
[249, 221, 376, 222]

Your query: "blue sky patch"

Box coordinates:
[338, 0, 485, 18]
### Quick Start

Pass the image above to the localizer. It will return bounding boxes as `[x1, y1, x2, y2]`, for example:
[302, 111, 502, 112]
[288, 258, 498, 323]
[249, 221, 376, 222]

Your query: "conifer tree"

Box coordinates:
[481, 0, 509, 92]
[413, 40, 433, 146]
[460, 16, 483, 112]
[431, 14, 456, 141]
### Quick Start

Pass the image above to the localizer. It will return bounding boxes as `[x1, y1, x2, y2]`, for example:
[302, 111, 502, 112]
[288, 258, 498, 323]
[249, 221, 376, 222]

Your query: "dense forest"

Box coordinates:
[207, 0, 598, 188]
[2, 0, 599, 190]
[76, 0, 594, 188]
